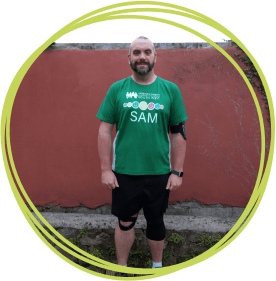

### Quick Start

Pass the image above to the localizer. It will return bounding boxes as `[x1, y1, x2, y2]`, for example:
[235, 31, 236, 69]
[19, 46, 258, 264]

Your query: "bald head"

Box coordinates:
[129, 36, 155, 55]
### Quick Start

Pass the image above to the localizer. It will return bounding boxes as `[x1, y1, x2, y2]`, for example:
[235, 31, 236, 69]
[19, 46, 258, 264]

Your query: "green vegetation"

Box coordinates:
[178, 248, 199, 263]
[86, 247, 104, 272]
[79, 227, 89, 236]
[87, 264, 97, 271]
[177, 233, 220, 264]
[162, 250, 171, 263]
[69, 237, 80, 247]
[168, 233, 183, 244]
[197, 234, 219, 248]
[66, 228, 221, 268]
[88, 247, 104, 259]
[129, 243, 148, 267]
[107, 245, 116, 256]
[69, 226, 89, 247]
[128, 239, 172, 268]
[143, 255, 152, 268]
[129, 234, 152, 268]
[129, 256, 140, 268]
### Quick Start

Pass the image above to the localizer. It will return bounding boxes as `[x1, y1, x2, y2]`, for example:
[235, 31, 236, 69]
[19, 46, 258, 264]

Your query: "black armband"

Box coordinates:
[170, 121, 187, 140]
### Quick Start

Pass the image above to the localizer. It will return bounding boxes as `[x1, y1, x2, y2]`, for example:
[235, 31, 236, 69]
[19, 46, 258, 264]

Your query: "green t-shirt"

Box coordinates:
[96, 76, 188, 175]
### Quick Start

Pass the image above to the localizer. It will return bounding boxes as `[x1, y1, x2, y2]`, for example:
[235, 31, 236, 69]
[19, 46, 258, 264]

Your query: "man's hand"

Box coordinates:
[166, 174, 182, 191]
[101, 170, 119, 190]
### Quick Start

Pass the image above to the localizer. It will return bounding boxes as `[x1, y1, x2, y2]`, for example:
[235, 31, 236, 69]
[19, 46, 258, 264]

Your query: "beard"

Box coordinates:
[130, 60, 155, 75]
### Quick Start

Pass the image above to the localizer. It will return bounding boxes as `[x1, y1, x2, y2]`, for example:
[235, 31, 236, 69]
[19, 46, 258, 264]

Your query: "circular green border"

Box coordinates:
[1, 1, 274, 279]
[0, 1, 272, 278]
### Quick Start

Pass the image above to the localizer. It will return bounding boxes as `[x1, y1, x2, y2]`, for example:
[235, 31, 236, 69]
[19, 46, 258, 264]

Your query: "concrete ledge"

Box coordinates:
[45, 41, 233, 51]
[31, 201, 245, 220]
[32, 212, 238, 233]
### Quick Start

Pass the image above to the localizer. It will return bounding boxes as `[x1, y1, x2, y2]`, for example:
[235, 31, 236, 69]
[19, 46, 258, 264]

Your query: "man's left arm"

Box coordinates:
[166, 132, 186, 191]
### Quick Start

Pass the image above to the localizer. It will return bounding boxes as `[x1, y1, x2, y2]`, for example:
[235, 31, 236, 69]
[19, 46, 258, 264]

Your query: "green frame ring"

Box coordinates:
[1, 1, 274, 279]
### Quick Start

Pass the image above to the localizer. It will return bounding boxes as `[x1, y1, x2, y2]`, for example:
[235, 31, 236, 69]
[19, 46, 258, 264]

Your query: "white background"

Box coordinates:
[55, 3, 231, 43]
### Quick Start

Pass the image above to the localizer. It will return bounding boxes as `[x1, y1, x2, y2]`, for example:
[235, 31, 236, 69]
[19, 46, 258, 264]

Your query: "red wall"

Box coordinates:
[10, 47, 270, 208]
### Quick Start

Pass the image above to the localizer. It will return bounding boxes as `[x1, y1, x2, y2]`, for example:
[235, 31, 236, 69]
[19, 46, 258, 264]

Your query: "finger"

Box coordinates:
[105, 183, 113, 190]
[103, 184, 109, 189]
[114, 177, 119, 188]
[169, 184, 174, 191]
[166, 179, 171, 190]
[172, 184, 180, 191]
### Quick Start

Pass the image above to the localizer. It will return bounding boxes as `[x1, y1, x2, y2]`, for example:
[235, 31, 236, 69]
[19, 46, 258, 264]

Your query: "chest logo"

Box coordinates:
[126, 92, 160, 100]
[126, 92, 138, 99]
[123, 102, 164, 110]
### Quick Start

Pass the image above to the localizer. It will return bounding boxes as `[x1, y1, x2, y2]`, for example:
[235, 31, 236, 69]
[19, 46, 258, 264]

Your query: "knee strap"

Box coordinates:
[145, 213, 166, 241]
[118, 216, 137, 231]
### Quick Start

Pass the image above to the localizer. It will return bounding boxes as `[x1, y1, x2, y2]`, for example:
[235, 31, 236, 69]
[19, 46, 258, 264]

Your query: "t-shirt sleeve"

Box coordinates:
[170, 84, 188, 125]
[96, 84, 117, 124]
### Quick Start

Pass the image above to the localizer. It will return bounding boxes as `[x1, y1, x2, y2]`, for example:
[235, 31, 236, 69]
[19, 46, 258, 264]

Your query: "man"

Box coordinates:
[97, 36, 187, 269]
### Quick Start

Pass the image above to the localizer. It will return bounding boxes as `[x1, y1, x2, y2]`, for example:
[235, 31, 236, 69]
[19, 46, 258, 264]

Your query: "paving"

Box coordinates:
[32, 212, 239, 233]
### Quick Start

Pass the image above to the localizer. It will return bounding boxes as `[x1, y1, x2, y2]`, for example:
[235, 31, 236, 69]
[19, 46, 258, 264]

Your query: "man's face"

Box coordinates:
[128, 39, 156, 75]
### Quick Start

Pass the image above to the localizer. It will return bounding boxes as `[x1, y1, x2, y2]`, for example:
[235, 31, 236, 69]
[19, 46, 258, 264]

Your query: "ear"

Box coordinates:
[154, 51, 157, 63]
[128, 53, 131, 64]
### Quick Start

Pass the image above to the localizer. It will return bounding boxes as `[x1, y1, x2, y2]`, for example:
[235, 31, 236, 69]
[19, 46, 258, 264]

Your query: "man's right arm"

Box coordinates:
[98, 120, 119, 189]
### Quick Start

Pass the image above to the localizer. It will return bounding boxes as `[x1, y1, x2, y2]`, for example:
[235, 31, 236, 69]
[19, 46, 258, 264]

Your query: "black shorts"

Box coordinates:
[111, 171, 171, 219]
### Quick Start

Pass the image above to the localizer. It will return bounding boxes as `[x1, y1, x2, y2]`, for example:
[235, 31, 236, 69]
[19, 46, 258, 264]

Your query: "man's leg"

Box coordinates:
[115, 214, 138, 266]
[147, 238, 164, 263]
[145, 212, 166, 267]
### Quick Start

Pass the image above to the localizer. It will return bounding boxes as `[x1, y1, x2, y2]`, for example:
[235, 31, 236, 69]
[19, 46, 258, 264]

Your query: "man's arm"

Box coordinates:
[98, 121, 119, 189]
[171, 132, 186, 172]
[166, 132, 186, 191]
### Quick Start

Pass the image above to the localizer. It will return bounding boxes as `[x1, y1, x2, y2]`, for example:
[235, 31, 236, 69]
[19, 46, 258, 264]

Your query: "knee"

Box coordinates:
[145, 213, 166, 241]
[119, 220, 134, 228]
[118, 214, 138, 231]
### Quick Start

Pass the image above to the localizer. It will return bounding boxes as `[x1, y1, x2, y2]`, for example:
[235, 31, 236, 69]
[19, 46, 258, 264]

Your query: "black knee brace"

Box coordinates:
[145, 213, 166, 241]
[118, 216, 137, 231]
